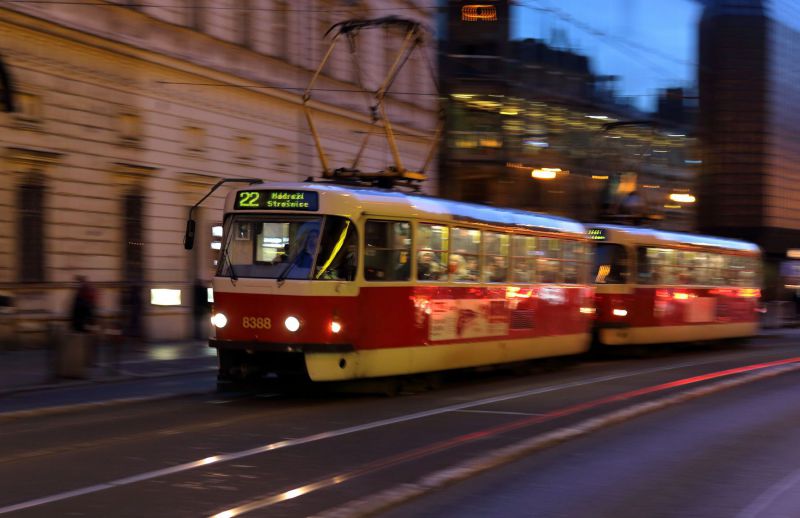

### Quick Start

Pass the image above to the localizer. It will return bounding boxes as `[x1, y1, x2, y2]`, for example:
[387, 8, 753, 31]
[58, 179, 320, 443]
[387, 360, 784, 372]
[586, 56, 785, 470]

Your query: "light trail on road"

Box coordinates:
[207, 357, 800, 517]
[2, 354, 798, 516]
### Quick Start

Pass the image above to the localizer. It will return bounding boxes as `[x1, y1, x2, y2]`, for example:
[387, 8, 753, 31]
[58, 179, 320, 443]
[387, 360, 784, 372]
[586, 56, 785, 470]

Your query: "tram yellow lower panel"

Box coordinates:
[599, 322, 758, 346]
[304, 333, 591, 381]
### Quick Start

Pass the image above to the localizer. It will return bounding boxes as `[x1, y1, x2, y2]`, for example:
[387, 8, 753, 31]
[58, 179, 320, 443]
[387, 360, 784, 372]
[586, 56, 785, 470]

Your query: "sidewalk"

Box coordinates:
[0, 336, 217, 396]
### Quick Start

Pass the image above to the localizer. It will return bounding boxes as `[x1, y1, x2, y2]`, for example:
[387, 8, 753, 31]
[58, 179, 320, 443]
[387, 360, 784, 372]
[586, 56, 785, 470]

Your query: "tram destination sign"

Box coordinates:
[587, 228, 608, 241]
[234, 190, 319, 211]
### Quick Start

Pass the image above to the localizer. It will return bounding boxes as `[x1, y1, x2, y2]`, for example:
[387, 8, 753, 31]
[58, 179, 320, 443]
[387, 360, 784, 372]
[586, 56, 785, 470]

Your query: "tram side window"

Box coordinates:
[537, 237, 562, 283]
[677, 251, 708, 285]
[417, 224, 448, 281]
[730, 256, 758, 287]
[709, 253, 726, 286]
[578, 241, 594, 284]
[364, 220, 411, 281]
[562, 240, 579, 284]
[483, 232, 509, 282]
[594, 243, 628, 284]
[511, 235, 536, 283]
[450, 227, 481, 282]
[638, 247, 676, 284]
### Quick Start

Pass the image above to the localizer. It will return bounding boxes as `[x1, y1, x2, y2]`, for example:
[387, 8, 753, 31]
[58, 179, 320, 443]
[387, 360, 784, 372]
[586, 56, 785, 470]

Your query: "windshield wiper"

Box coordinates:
[224, 245, 238, 282]
[276, 254, 298, 286]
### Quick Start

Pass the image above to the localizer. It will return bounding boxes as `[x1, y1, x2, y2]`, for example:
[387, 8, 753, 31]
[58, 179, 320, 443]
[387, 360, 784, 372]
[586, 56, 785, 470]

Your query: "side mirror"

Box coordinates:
[184, 219, 196, 250]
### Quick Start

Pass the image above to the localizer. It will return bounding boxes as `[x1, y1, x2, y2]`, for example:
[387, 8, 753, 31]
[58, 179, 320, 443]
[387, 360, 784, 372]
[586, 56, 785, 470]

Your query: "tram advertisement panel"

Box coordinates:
[429, 299, 510, 341]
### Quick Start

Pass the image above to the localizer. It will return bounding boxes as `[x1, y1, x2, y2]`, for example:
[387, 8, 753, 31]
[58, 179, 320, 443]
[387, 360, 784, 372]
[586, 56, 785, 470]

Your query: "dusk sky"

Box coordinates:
[511, 0, 703, 112]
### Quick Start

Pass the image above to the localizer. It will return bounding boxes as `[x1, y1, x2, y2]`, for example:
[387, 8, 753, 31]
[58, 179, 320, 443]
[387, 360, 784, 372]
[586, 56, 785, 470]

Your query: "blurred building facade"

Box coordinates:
[439, 0, 699, 229]
[0, 2, 439, 343]
[698, 0, 800, 299]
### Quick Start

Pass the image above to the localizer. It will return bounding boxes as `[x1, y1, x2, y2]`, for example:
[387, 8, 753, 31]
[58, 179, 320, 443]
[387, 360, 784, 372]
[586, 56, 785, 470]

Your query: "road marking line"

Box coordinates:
[736, 466, 800, 518]
[455, 409, 544, 416]
[315, 362, 800, 518]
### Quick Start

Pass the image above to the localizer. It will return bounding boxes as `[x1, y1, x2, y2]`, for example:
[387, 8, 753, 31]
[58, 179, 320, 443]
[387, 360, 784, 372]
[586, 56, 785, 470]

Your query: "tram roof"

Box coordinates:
[591, 224, 760, 253]
[226, 182, 586, 236]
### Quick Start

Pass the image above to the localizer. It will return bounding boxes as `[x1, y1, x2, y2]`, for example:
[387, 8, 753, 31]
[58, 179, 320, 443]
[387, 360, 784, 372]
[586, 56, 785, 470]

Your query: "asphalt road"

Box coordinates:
[1, 334, 799, 517]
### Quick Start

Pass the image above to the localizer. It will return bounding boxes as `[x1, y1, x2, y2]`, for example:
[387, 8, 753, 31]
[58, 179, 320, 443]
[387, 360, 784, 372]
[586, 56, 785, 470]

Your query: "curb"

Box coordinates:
[0, 389, 212, 422]
[316, 362, 800, 518]
[0, 364, 216, 398]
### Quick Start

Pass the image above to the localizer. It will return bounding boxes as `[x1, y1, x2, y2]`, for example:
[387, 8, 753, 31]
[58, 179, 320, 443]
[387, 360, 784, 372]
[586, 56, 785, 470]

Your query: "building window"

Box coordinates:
[317, 2, 331, 73]
[272, 0, 289, 60]
[238, 0, 252, 48]
[185, 126, 206, 154]
[118, 111, 142, 146]
[273, 142, 291, 172]
[235, 135, 254, 162]
[14, 91, 43, 130]
[188, 0, 205, 31]
[18, 174, 45, 283]
[123, 192, 144, 284]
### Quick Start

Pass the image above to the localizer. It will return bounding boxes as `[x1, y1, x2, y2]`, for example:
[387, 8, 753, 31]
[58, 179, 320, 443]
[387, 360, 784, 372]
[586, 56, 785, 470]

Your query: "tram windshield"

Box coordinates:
[218, 215, 357, 281]
[593, 243, 629, 284]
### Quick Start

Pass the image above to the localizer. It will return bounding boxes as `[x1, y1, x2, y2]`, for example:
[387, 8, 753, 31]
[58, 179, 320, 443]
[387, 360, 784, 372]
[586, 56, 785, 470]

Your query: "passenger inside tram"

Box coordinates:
[449, 253, 467, 280]
[418, 249, 443, 280]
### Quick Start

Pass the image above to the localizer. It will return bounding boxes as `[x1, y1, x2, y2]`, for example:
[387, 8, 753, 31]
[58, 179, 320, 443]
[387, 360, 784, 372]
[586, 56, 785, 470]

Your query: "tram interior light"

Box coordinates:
[285, 316, 301, 332]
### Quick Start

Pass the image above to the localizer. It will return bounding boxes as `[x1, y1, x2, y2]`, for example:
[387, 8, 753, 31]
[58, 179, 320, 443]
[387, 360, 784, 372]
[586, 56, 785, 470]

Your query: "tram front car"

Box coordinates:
[210, 184, 360, 388]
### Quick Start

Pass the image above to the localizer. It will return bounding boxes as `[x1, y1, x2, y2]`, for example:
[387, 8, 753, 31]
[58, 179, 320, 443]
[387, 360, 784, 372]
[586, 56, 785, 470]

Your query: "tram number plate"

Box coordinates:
[235, 190, 319, 211]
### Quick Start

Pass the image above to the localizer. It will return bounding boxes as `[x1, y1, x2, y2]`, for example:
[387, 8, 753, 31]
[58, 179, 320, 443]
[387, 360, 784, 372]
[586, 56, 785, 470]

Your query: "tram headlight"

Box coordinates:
[210, 313, 228, 328]
[285, 316, 301, 332]
[330, 321, 342, 334]
[612, 308, 628, 317]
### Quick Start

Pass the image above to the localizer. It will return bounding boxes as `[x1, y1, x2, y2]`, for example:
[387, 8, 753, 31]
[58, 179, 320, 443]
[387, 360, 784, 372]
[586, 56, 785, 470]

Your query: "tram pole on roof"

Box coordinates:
[302, 16, 441, 190]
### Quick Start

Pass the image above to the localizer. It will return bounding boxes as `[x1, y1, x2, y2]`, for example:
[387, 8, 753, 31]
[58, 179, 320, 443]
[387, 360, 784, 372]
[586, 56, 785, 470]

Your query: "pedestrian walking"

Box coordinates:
[70, 275, 96, 333]
[121, 281, 143, 342]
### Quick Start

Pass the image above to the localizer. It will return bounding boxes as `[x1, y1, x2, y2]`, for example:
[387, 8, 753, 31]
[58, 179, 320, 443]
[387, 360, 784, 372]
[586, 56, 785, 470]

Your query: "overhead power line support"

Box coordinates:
[302, 16, 441, 190]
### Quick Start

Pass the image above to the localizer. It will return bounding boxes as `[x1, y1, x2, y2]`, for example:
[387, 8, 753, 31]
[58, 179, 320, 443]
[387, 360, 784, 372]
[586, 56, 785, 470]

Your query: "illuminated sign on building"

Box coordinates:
[462, 5, 497, 21]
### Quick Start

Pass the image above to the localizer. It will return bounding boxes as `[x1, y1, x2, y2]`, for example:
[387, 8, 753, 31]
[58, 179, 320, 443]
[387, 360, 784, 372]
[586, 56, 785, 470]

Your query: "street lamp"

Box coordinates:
[669, 193, 696, 203]
[531, 167, 561, 180]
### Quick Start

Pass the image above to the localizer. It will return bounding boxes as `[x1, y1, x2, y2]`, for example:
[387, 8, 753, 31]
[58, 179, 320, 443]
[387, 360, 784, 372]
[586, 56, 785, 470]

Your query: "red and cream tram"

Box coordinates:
[208, 182, 595, 385]
[589, 224, 761, 346]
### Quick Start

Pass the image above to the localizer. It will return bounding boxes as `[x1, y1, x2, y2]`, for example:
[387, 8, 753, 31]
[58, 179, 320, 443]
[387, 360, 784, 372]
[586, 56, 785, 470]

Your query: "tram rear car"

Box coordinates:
[590, 225, 761, 346]
[209, 183, 595, 385]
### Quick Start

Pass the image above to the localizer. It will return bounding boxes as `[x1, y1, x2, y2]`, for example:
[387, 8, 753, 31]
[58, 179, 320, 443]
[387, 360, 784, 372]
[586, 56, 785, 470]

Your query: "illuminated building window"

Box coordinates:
[462, 5, 498, 22]
[18, 173, 45, 283]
